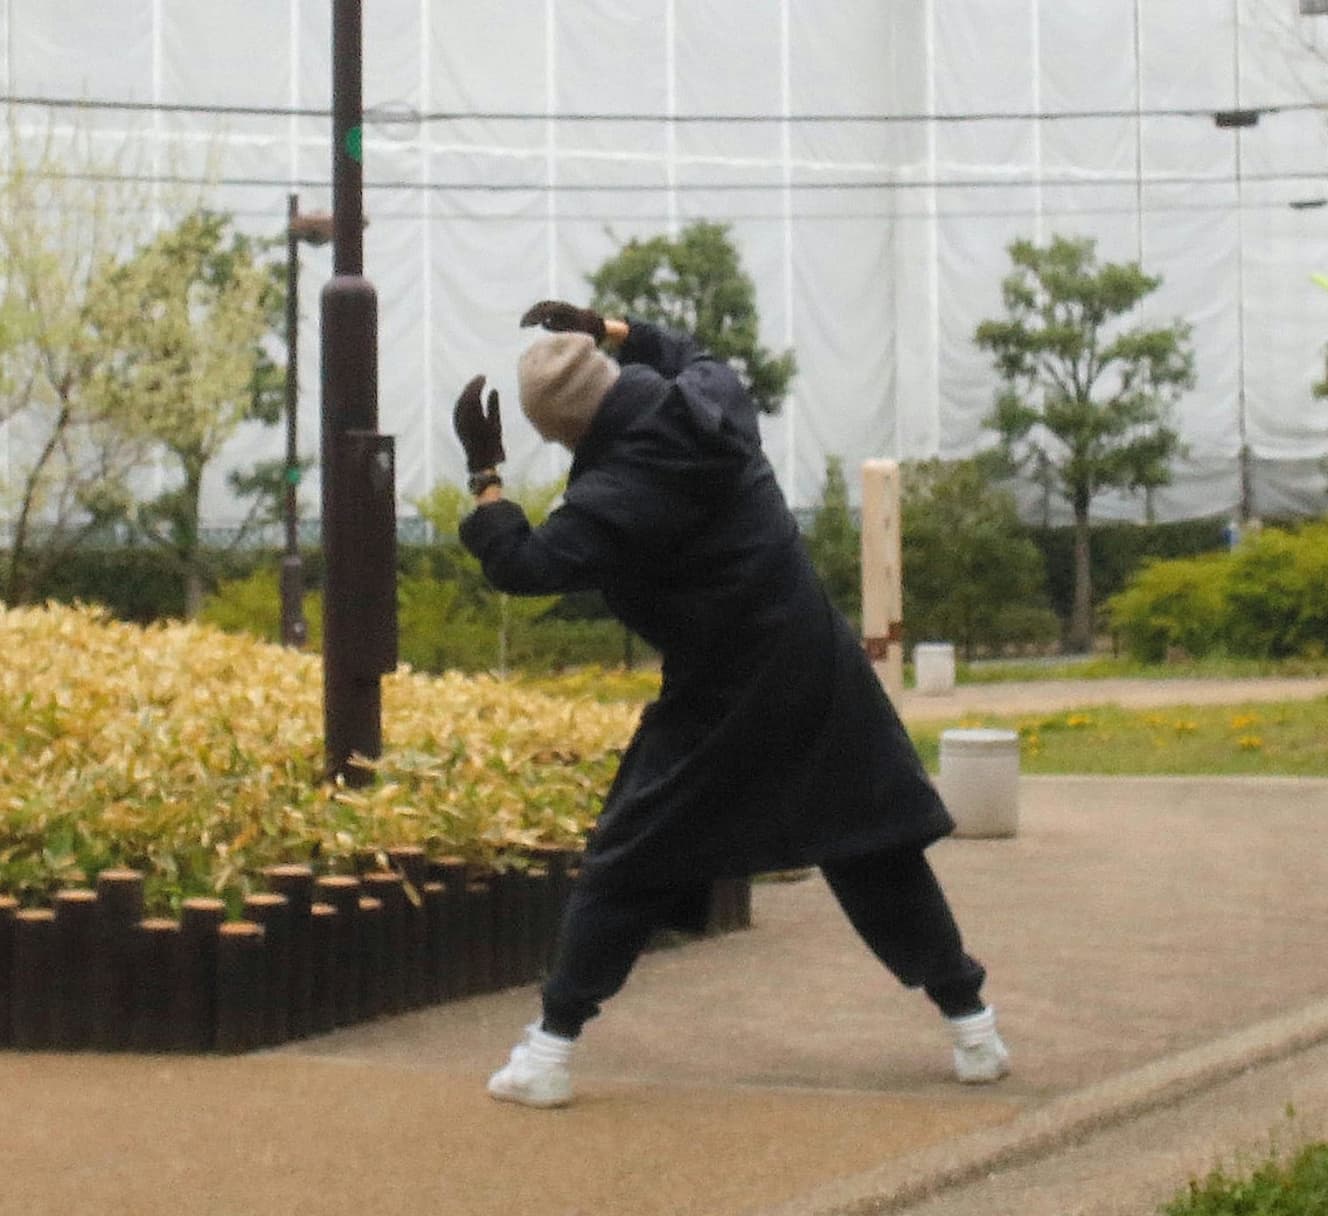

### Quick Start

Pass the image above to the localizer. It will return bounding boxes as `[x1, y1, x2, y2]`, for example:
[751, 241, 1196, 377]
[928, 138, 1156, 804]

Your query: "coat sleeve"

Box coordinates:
[616, 318, 709, 378]
[458, 497, 627, 596]
[459, 430, 720, 598]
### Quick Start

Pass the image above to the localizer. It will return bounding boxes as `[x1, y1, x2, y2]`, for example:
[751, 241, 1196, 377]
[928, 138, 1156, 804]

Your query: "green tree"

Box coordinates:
[0, 115, 157, 604]
[975, 234, 1195, 652]
[84, 210, 284, 616]
[902, 459, 1060, 660]
[587, 220, 796, 413]
[802, 456, 861, 628]
[413, 479, 565, 673]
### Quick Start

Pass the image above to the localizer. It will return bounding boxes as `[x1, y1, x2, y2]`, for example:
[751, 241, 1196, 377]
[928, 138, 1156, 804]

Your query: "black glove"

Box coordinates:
[453, 374, 505, 473]
[519, 299, 606, 342]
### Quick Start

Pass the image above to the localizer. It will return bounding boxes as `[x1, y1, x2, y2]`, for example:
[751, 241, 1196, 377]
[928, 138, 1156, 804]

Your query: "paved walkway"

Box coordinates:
[2, 679, 1327, 1216]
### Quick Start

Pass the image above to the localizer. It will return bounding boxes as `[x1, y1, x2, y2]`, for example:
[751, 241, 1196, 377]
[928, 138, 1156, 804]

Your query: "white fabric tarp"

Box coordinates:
[2, 0, 1327, 531]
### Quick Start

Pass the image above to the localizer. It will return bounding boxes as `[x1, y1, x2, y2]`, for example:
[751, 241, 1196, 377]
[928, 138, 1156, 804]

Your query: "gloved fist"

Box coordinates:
[519, 299, 606, 342]
[453, 374, 505, 473]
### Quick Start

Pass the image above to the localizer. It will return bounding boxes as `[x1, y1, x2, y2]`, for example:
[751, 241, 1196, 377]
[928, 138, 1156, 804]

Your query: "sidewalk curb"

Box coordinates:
[757, 998, 1328, 1216]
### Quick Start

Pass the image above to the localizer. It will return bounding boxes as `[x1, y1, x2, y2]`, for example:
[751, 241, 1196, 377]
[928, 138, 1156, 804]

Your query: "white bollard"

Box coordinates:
[913, 642, 956, 695]
[938, 728, 1020, 838]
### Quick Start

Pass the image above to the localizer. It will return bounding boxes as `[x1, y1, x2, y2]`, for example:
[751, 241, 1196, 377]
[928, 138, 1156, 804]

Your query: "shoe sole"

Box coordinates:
[487, 1084, 573, 1109]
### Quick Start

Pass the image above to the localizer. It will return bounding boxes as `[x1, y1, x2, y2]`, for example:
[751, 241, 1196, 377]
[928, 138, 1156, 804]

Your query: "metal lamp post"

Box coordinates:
[1214, 101, 1261, 524]
[321, 0, 398, 784]
[281, 193, 334, 648]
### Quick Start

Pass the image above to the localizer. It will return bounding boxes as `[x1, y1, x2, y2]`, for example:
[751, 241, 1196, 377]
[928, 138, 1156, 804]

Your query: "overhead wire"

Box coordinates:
[2, 90, 1326, 126]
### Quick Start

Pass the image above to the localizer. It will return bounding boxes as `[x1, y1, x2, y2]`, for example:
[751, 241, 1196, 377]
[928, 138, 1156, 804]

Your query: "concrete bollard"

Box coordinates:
[914, 642, 957, 695]
[938, 728, 1020, 838]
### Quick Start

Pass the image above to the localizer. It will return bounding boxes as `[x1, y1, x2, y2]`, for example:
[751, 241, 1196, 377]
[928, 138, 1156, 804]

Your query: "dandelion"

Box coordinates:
[1065, 713, 1095, 729]
[1237, 735, 1264, 751]
[1230, 713, 1261, 731]
[1173, 720, 1198, 736]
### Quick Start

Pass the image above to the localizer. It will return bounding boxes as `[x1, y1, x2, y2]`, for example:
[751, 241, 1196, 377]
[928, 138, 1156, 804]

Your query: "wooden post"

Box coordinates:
[432, 859, 470, 998]
[11, 910, 56, 1049]
[309, 902, 338, 1035]
[387, 847, 429, 1006]
[178, 898, 226, 1052]
[464, 879, 495, 996]
[361, 871, 407, 1014]
[0, 896, 17, 1047]
[94, 868, 145, 1050]
[133, 919, 181, 1053]
[51, 890, 96, 1049]
[356, 896, 385, 1019]
[421, 881, 448, 1003]
[314, 875, 361, 1025]
[263, 865, 314, 1038]
[861, 459, 905, 701]
[216, 922, 266, 1053]
[243, 893, 292, 1045]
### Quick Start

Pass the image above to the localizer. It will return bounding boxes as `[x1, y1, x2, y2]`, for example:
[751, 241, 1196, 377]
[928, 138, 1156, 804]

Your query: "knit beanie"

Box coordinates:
[517, 332, 621, 449]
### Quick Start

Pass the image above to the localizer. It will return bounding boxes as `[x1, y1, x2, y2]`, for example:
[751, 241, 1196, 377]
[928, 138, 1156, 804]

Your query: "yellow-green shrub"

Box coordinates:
[0, 602, 642, 913]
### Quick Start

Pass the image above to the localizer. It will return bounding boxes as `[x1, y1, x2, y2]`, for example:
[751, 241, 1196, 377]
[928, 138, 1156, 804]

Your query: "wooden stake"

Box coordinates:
[861, 459, 905, 701]
[178, 898, 226, 1052]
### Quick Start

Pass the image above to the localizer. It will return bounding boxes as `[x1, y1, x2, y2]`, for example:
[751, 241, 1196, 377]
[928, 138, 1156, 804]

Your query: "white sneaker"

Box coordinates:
[948, 1006, 1010, 1084]
[487, 1023, 575, 1108]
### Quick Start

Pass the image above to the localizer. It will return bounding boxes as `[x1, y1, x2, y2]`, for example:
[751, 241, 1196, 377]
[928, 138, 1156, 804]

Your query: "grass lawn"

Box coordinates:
[952, 653, 1328, 686]
[909, 697, 1328, 777]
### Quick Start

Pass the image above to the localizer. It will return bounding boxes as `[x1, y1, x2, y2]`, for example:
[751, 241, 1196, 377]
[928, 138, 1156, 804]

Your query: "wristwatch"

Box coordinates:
[468, 469, 502, 496]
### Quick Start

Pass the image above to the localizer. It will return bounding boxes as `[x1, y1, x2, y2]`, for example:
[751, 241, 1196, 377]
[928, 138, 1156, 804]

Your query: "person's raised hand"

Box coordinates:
[452, 374, 505, 472]
[519, 299, 606, 342]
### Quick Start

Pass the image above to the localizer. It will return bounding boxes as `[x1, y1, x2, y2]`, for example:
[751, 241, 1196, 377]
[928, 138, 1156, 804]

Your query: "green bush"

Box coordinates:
[1027, 518, 1229, 625]
[1223, 523, 1328, 659]
[902, 460, 1061, 658]
[198, 565, 321, 646]
[1108, 521, 1328, 663]
[1107, 553, 1231, 663]
[11, 545, 268, 622]
[1162, 1141, 1328, 1216]
[200, 565, 639, 674]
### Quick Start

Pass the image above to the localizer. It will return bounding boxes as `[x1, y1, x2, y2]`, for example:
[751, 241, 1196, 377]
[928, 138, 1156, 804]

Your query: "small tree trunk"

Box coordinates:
[181, 461, 205, 619]
[1068, 508, 1094, 654]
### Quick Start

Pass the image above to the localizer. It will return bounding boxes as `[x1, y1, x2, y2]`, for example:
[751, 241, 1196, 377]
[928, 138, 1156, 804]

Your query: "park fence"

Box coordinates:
[0, 853, 751, 1054]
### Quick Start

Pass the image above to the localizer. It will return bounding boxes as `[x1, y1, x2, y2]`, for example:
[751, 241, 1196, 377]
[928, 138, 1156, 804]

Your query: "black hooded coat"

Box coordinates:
[460, 321, 953, 919]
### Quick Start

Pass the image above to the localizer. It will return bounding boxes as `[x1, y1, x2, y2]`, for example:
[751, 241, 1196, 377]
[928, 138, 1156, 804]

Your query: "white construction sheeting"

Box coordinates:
[2, 0, 1327, 529]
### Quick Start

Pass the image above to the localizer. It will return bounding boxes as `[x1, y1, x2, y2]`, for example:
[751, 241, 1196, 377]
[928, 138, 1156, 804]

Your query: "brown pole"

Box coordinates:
[321, 0, 396, 784]
[280, 191, 309, 648]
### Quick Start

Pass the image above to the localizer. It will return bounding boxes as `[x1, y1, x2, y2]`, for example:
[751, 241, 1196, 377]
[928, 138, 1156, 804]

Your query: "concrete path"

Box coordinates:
[896, 673, 1328, 721]
[2, 680, 1327, 1216]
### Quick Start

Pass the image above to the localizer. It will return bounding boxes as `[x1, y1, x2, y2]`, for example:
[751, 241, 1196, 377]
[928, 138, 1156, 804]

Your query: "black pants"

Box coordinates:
[541, 846, 986, 1039]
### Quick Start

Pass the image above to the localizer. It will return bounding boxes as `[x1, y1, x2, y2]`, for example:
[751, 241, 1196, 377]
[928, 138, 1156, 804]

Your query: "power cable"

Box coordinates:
[3, 91, 1326, 126]
[10, 165, 1328, 196]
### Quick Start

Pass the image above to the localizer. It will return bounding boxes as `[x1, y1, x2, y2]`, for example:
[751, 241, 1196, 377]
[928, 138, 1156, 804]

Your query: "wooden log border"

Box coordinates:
[0, 857, 751, 1054]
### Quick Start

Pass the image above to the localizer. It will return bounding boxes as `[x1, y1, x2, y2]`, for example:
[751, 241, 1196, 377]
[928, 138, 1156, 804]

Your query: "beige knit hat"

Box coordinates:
[517, 332, 621, 449]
